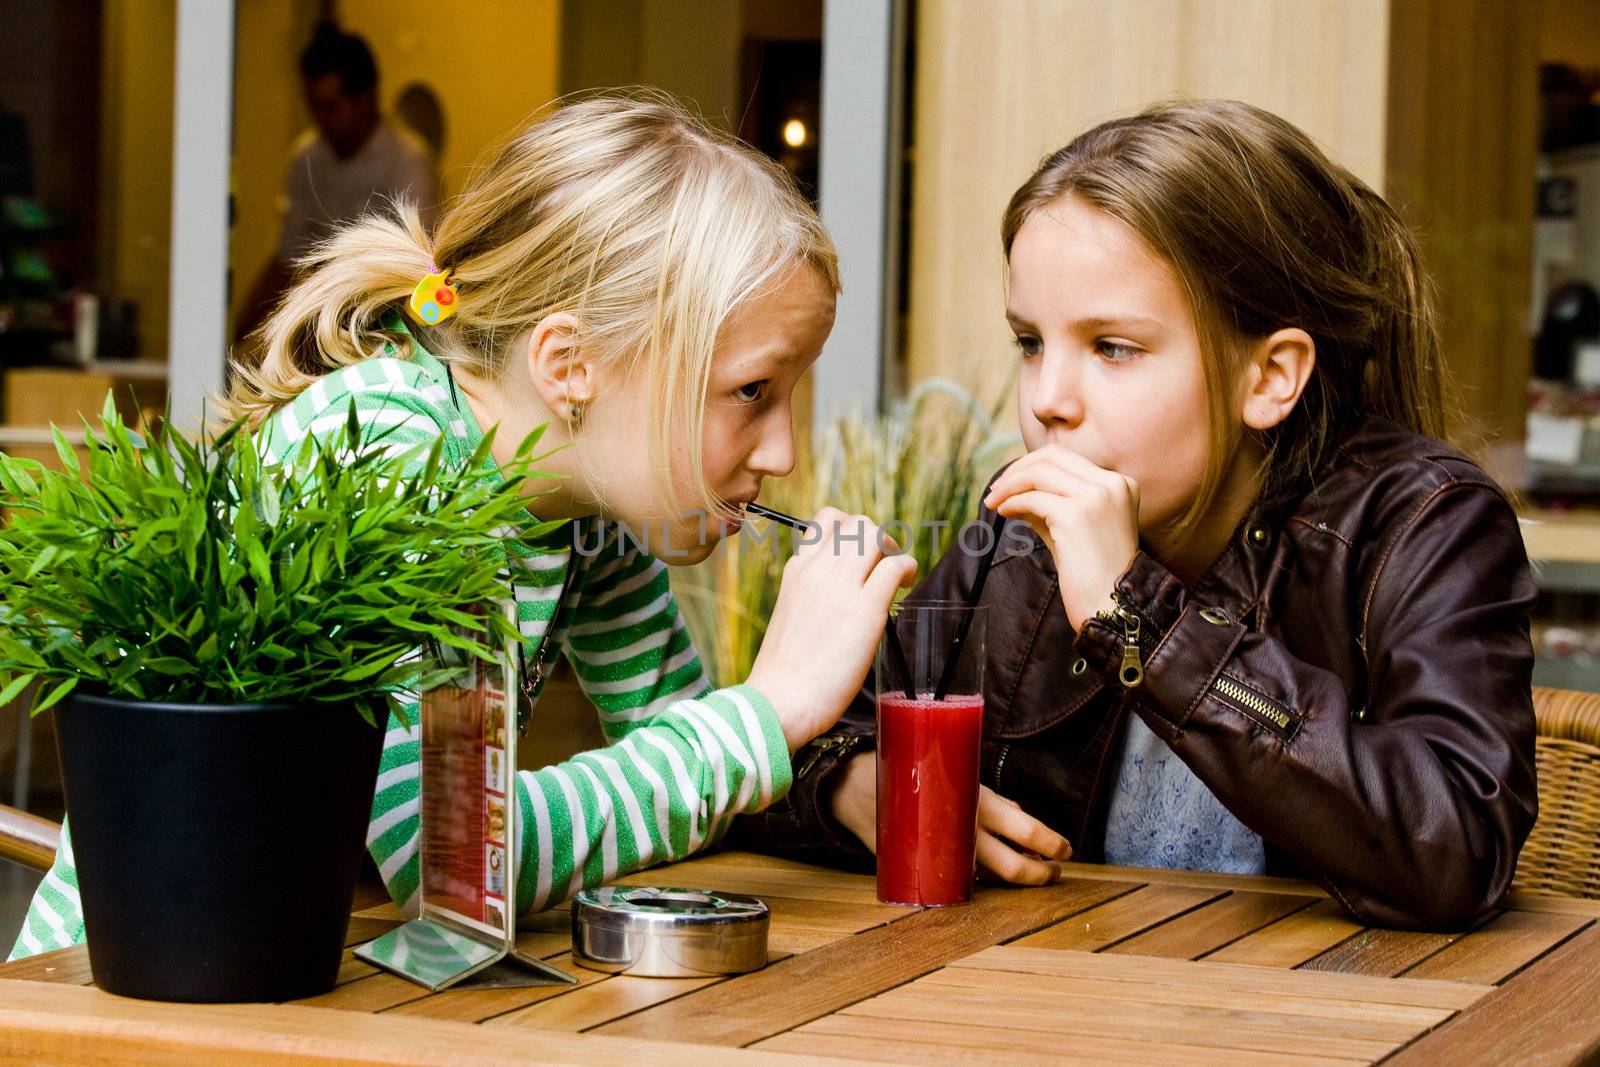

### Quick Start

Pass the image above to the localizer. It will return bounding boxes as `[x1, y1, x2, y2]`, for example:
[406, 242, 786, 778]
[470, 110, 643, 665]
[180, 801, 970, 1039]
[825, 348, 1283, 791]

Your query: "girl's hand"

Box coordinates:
[748, 508, 918, 754]
[983, 445, 1139, 631]
[829, 752, 1073, 884]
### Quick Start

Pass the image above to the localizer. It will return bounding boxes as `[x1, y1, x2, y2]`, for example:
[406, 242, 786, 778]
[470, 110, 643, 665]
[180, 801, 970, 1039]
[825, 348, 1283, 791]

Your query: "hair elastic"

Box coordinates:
[407, 265, 459, 326]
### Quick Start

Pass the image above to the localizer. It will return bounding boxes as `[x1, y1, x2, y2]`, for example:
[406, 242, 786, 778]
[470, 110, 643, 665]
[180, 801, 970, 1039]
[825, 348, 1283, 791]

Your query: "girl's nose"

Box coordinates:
[1028, 349, 1086, 429]
[747, 418, 796, 478]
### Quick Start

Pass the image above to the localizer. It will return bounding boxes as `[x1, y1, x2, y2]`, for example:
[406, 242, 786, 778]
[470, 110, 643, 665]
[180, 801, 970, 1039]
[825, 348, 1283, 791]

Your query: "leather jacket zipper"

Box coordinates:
[1095, 592, 1146, 688]
[1210, 674, 1298, 741]
[992, 742, 1011, 791]
[794, 732, 863, 782]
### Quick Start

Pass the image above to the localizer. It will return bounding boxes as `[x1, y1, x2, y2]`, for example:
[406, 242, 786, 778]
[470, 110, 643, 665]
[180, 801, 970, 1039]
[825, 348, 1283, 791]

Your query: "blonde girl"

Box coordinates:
[12, 93, 914, 958]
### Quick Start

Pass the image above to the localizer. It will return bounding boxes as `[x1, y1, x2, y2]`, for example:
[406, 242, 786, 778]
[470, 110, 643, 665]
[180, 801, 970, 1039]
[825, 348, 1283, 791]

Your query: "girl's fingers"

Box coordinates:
[990, 463, 1088, 506]
[796, 508, 887, 583]
[979, 786, 1073, 860]
[987, 447, 1136, 508]
[864, 550, 919, 604]
[992, 488, 1079, 530]
[977, 829, 1060, 885]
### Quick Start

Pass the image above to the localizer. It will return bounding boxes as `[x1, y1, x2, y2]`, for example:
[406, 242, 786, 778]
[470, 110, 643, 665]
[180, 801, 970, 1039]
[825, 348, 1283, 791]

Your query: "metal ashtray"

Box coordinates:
[570, 886, 769, 977]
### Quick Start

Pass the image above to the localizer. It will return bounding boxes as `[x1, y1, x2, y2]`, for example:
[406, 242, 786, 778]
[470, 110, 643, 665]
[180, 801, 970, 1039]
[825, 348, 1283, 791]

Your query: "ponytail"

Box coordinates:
[219, 205, 441, 429]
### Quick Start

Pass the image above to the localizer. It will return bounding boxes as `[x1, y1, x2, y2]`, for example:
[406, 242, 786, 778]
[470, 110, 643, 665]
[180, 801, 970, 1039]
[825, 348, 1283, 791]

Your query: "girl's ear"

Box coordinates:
[525, 312, 594, 417]
[1241, 328, 1315, 431]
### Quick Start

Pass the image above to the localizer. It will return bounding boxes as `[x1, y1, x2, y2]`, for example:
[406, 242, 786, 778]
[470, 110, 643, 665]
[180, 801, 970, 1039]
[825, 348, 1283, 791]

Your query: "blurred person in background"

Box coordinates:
[234, 23, 439, 345]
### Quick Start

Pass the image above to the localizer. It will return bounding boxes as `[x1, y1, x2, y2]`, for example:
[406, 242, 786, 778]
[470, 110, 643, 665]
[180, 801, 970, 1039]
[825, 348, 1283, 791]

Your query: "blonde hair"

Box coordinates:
[223, 91, 839, 513]
[1002, 100, 1444, 535]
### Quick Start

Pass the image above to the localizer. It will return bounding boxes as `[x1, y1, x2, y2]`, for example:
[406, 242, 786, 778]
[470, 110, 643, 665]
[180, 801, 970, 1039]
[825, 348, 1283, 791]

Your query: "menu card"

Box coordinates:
[354, 600, 574, 991]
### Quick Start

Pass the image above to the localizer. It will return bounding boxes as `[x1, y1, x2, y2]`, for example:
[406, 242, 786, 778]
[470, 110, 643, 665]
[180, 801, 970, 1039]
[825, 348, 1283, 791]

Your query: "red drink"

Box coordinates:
[876, 692, 985, 906]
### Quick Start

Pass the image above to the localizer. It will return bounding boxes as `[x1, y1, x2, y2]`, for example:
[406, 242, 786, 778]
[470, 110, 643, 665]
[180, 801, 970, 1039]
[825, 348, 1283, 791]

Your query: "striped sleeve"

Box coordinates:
[511, 684, 790, 913]
[7, 819, 85, 960]
[562, 541, 713, 733]
[550, 537, 795, 847]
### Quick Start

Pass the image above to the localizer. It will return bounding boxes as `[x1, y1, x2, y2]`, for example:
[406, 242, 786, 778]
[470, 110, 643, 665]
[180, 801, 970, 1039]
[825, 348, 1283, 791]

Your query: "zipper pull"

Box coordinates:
[1107, 593, 1144, 688]
[1092, 594, 1145, 687]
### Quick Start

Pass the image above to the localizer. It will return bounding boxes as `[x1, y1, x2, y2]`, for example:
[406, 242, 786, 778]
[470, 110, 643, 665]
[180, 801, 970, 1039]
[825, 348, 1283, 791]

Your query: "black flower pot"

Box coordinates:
[54, 692, 385, 1002]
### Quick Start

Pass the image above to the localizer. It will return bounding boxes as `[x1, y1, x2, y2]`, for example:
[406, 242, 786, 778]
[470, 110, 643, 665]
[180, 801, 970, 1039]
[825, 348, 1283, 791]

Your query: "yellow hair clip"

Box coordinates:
[407, 267, 459, 326]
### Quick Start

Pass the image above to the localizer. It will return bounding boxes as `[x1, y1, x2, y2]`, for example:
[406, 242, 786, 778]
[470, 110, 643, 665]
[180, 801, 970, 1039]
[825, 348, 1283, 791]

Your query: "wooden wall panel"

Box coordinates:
[906, 0, 1390, 391]
[1386, 0, 1539, 446]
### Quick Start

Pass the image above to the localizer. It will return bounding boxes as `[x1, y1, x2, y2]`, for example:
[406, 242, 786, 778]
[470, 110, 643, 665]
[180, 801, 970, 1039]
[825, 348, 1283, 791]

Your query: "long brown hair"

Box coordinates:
[1002, 99, 1444, 531]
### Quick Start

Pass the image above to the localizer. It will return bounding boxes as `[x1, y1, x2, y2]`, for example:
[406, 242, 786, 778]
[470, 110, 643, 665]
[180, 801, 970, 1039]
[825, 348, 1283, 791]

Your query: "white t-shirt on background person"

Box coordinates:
[277, 118, 440, 263]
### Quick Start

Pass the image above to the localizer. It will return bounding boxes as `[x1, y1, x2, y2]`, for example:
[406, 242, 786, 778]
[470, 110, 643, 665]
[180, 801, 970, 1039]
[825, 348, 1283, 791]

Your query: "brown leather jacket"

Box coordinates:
[730, 419, 1539, 930]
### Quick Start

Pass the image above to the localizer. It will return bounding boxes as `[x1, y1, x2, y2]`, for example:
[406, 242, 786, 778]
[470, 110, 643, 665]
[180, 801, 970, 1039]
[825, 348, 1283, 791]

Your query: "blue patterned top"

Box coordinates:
[1102, 715, 1266, 874]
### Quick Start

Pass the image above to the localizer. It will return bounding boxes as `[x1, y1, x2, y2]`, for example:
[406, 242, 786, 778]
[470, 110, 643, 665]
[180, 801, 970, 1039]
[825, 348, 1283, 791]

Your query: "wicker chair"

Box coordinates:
[1518, 686, 1600, 900]
[0, 804, 58, 873]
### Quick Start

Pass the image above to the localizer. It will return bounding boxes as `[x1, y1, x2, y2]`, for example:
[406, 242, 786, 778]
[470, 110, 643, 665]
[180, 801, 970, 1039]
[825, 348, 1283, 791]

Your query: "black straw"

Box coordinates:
[884, 614, 915, 700]
[932, 513, 1006, 701]
[744, 502, 809, 531]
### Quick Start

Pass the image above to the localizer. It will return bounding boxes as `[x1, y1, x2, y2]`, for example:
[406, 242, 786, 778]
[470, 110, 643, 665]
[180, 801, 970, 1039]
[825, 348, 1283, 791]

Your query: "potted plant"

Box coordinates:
[0, 397, 554, 1002]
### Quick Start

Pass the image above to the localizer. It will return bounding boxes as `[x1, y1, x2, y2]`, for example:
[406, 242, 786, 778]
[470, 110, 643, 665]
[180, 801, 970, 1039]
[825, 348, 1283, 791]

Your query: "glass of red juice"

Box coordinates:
[875, 601, 986, 906]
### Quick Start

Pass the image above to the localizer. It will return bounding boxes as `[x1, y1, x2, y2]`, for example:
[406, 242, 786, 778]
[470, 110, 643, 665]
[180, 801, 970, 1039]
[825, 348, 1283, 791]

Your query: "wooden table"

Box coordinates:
[3, 851, 1598, 1065]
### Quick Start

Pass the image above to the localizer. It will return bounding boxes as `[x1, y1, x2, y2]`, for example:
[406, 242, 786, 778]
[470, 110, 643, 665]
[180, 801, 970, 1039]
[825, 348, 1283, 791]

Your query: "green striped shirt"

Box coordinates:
[9, 345, 791, 960]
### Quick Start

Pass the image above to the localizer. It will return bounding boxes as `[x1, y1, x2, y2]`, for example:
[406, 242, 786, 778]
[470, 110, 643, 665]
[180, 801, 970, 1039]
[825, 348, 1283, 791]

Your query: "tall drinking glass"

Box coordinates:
[875, 601, 986, 906]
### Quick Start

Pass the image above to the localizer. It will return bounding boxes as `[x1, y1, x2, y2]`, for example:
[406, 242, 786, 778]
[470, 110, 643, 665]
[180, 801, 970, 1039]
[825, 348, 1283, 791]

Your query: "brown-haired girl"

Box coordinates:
[741, 99, 1537, 930]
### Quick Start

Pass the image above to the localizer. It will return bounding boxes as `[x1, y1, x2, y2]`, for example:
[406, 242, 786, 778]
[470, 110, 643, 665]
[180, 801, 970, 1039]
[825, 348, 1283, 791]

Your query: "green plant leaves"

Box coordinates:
[0, 395, 554, 717]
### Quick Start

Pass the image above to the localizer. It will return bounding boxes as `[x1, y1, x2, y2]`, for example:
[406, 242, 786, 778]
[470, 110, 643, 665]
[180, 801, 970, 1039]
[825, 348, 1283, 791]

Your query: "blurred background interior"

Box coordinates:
[4, 0, 1600, 931]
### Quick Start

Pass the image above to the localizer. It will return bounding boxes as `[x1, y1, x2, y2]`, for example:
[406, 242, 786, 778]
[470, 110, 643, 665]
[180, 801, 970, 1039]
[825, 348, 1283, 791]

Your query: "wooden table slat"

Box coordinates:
[591, 877, 1139, 1046]
[757, 1012, 1371, 1067]
[488, 972, 722, 1033]
[1385, 923, 1600, 1066]
[951, 946, 1489, 1010]
[342, 915, 403, 948]
[915, 966, 1452, 1036]
[1203, 898, 1366, 969]
[1058, 862, 1326, 897]
[293, 969, 436, 1014]
[1399, 910, 1592, 985]
[609, 865, 889, 907]
[1298, 925, 1464, 978]
[0, 944, 94, 985]
[0, 978, 808, 1066]
[1503, 889, 1600, 918]
[379, 953, 605, 1023]
[1011, 882, 1225, 951]
[331, 952, 378, 987]
[850, 982, 1415, 1059]
[1104, 890, 1314, 959]
[678, 851, 873, 880]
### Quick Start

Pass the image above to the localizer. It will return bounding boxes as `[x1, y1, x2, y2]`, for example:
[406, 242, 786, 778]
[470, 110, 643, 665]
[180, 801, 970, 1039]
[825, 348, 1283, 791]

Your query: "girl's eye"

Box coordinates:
[736, 380, 769, 404]
[1012, 335, 1042, 359]
[1095, 340, 1142, 362]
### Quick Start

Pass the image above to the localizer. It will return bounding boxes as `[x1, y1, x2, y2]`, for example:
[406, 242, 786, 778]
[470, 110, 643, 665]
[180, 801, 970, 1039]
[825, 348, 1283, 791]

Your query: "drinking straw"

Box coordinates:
[746, 502, 915, 698]
[932, 513, 1007, 701]
[744, 502, 811, 531]
[884, 613, 915, 700]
